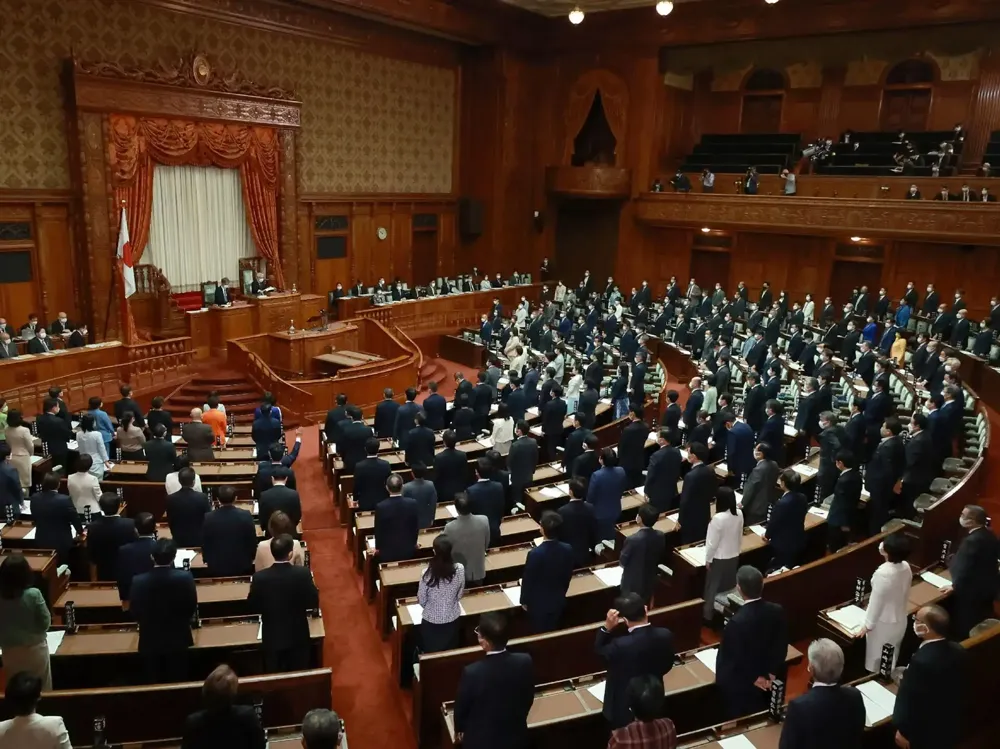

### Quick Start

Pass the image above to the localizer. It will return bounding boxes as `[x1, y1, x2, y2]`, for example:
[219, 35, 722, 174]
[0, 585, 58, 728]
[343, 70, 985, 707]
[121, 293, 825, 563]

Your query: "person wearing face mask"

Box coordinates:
[898, 414, 934, 519]
[48, 312, 72, 336]
[930, 303, 954, 340]
[892, 605, 966, 749]
[0, 330, 16, 359]
[26, 327, 52, 354]
[862, 532, 913, 672]
[921, 284, 939, 316]
[904, 184, 921, 200]
[947, 504, 1000, 639]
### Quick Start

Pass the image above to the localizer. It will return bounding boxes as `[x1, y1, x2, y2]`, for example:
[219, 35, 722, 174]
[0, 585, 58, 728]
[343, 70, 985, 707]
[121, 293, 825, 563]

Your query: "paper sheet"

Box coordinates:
[476, 437, 494, 449]
[783, 423, 799, 437]
[23, 527, 36, 540]
[531, 537, 544, 547]
[446, 504, 458, 518]
[46, 630, 66, 654]
[527, 407, 540, 417]
[406, 603, 424, 626]
[18, 503, 30, 516]
[593, 566, 625, 587]
[808, 507, 829, 519]
[828, 604, 868, 635]
[679, 545, 708, 567]
[446, 401, 454, 411]
[366, 537, 376, 551]
[920, 570, 951, 589]
[173, 548, 197, 569]
[633, 486, 646, 497]
[530, 426, 543, 437]
[793, 463, 818, 477]
[857, 680, 896, 726]
[647, 431, 658, 443]
[586, 681, 606, 704]
[749, 524, 767, 537]
[253, 501, 259, 516]
[694, 647, 718, 674]
[502, 585, 522, 606]
[554, 482, 570, 494]
[257, 620, 263, 641]
[171, 435, 182, 444]
[718, 735, 756, 749]
[540, 486, 564, 499]
[66, 440, 79, 451]
[29, 455, 44, 465]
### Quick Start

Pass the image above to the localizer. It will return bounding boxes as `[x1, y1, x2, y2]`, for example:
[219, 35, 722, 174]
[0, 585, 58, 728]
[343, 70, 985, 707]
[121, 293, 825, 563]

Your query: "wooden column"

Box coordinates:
[279, 129, 301, 292]
[816, 66, 847, 141]
[76, 111, 116, 339]
[964, 49, 1000, 170]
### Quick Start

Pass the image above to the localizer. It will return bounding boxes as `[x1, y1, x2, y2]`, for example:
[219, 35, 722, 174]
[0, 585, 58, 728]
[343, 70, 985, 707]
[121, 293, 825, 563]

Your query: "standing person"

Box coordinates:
[557, 478, 599, 568]
[765, 469, 809, 571]
[130, 538, 197, 683]
[866, 416, 906, 535]
[201, 485, 258, 577]
[146, 396, 175, 437]
[254, 511, 305, 571]
[442, 493, 490, 587]
[611, 362, 630, 419]
[86, 396, 115, 453]
[703, 487, 744, 623]
[454, 612, 535, 749]
[145, 423, 177, 483]
[86, 493, 135, 582]
[76, 413, 111, 479]
[487, 403, 515, 456]
[202, 397, 228, 448]
[116, 411, 146, 459]
[863, 532, 913, 672]
[67, 454, 102, 517]
[116, 512, 157, 602]
[0, 555, 52, 689]
[258, 467, 302, 536]
[596, 593, 676, 730]
[541, 384, 567, 460]
[618, 405, 651, 488]
[620, 504, 666, 605]
[740, 442, 779, 525]
[607, 674, 678, 749]
[644, 428, 682, 512]
[520, 511, 575, 632]
[30, 473, 81, 566]
[778, 639, 865, 749]
[466, 458, 505, 546]
[181, 664, 266, 749]
[0, 672, 71, 747]
[827, 450, 861, 553]
[374, 474, 420, 562]
[403, 462, 439, 530]
[507, 421, 538, 513]
[948, 504, 1000, 638]
[892, 605, 967, 749]
[716, 566, 789, 718]
[417, 536, 466, 653]
[248, 535, 320, 673]
[183, 408, 216, 462]
[38, 398, 75, 472]
[678, 443, 715, 544]
[165, 467, 212, 548]
[587, 447, 628, 541]
[4, 410, 34, 490]
[301, 709, 347, 749]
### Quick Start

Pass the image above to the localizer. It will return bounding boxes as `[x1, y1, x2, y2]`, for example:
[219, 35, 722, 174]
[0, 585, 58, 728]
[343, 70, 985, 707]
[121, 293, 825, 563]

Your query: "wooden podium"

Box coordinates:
[252, 292, 301, 333]
[208, 303, 254, 358]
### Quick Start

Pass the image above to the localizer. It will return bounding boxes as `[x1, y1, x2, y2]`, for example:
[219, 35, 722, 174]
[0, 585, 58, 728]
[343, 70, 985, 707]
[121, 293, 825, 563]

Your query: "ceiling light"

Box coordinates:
[701, 227, 711, 233]
[568, 6, 585, 24]
[850, 236, 862, 242]
[655, 1, 674, 16]
[765, 0, 780, 4]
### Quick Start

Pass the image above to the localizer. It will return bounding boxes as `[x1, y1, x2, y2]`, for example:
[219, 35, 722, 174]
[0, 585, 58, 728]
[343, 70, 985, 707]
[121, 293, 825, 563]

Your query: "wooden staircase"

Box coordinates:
[163, 371, 299, 429]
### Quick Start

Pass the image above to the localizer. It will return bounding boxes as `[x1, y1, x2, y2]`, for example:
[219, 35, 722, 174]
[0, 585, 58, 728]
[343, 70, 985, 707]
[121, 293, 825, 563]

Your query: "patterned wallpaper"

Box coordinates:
[0, 0, 456, 193]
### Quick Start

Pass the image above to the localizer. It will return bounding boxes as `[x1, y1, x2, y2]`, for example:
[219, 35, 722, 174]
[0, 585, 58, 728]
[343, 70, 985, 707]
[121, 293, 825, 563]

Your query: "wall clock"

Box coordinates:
[377, 227, 388, 240]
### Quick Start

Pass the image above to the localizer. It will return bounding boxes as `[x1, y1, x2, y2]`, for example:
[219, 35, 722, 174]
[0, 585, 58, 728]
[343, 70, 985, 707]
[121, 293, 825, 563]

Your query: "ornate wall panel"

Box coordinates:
[0, 0, 456, 193]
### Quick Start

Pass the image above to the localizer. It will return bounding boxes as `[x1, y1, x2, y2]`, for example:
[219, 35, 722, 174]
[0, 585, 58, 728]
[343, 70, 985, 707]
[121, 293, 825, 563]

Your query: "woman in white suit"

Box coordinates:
[802, 293, 816, 326]
[863, 532, 913, 672]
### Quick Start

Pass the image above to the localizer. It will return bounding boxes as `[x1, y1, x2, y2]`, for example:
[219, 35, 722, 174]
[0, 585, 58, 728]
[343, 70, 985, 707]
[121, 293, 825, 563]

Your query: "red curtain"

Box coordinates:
[108, 116, 285, 288]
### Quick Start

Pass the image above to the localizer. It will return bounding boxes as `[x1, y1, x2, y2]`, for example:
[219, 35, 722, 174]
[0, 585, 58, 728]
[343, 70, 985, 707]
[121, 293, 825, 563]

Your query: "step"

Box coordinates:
[169, 390, 261, 404]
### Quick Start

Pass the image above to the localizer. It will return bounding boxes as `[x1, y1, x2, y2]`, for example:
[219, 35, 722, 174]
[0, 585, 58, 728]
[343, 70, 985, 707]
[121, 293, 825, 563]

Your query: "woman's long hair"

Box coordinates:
[78, 414, 96, 433]
[425, 535, 456, 588]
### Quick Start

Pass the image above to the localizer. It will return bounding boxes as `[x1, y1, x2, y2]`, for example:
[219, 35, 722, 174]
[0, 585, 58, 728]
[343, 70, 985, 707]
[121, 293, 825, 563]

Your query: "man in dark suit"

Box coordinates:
[201, 485, 258, 576]
[766, 470, 809, 570]
[66, 324, 87, 348]
[165, 467, 212, 547]
[116, 512, 157, 601]
[682, 378, 705, 430]
[36, 397, 73, 470]
[617, 405, 650, 488]
[145, 424, 178, 482]
[541, 384, 567, 461]
[742, 372, 767, 435]
[467, 457, 505, 546]
[251, 404, 282, 459]
[827, 451, 861, 552]
[793, 378, 821, 440]
[798, 334, 818, 376]
[373, 388, 400, 438]
[717, 566, 789, 718]
[393, 388, 420, 450]
[972, 320, 994, 357]
[865, 416, 906, 534]
[354, 438, 392, 511]
[374, 474, 419, 563]
[892, 605, 967, 749]
[741, 443, 780, 525]
[454, 612, 534, 749]
[405, 411, 436, 467]
[899, 413, 936, 519]
[114, 384, 146, 429]
[948, 504, 1000, 638]
[323, 394, 349, 446]
[248, 534, 320, 673]
[433, 429, 469, 503]
[402, 462, 438, 529]
[422, 381, 448, 431]
[214, 278, 233, 305]
[27, 328, 54, 354]
[678, 443, 715, 544]
[257, 466, 301, 534]
[779, 638, 865, 749]
[334, 409, 369, 475]
[745, 331, 767, 374]
[181, 664, 267, 749]
[724, 415, 755, 482]
[87, 492, 136, 581]
[644, 428, 682, 512]
[30, 471, 82, 565]
[757, 400, 786, 466]
[596, 593, 675, 729]
[507, 422, 538, 512]
[254, 441, 301, 497]
[182, 409, 216, 461]
[629, 353, 648, 405]
[949, 308, 971, 348]
[557, 478, 599, 567]
[855, 340, 876, 386]
[520, 511, 575, 632]
[130, 538, 198, 683]
[620, 504, 665, 604]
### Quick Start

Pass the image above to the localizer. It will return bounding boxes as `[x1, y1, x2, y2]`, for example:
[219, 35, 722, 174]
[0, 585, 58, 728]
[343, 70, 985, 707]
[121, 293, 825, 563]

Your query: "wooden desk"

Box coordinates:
[0, 549, 63, 606]
[439, 334, 485, 369]
[411, 599, 703, 746]
[0, 342, 121, 396]
[313, 350, 382, 373]
[207, 303, 254, 358]
[270, 323, 360, 374]
[49, 615, 325, 688]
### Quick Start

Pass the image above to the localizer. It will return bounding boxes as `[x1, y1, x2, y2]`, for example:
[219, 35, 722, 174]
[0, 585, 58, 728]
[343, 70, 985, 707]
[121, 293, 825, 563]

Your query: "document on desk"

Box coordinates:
[476, 436, 494, 449]
[633, 485, 646, 497]
[593, 566, 625, 588]
[46, 630, 66, 654]
[171, 435, 182, 444]
[827, 604, 868, 636]
[540, 486, 564, 499]
[793, 463, 818, 478]
[527, 407, 540, 417]
[23, 527, 37, 540]
[693, 647, 718, 674]
[253, 502, 259, 516]
[808, 507, 829, 519]
[679, 545, 708, 567]
[586, 681, 606, 704]
[554, 482, 570, 494]
[446, 504, 458, 518]
[446, 401, 454, 411]
[173, 549, 197, 569]
[66, 440, 79, 451]
[857, 680, 896, 726]
[718, 735, 756, 749]
[920, 570, 951, 589]
[29, 455, 44, 465]
[749, 524, 767, 537]
[502, 585, 522, 607]
[783, 423, 799, 438]
[405, 604, 424, 626]
[530, 425, 543, 437]
[647, 431, 658, 443]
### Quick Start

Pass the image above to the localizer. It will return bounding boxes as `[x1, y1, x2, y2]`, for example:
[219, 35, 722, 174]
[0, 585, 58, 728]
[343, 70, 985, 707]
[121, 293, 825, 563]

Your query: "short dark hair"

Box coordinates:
[151, 538, 177, 566]
[98, 492, 121, 516]
[42, 472, 60, 492]
[386, 473, 404, 493]
[779, 468, 801, 489]
[365, 438, 380, 455]
[835, 450, 855, 468]
[737, 565, 764, 599]
[637, 504, 659, 528]
[454, 492, 470, 515]
[4, 671, 42, 716]
[540, 510, 562, 538]
[410, 461, 427, 479]
[443, 429, 457, 448]
[688, 442, 709, 463]
[75, 453, 94, 473]
[43, 397, 59, 413]
[883, 416, 903, 436]
[883, 532, 912, 564]
[202, 664, 239, 711]
[600, 446, 618, 467]
[217, 485, 237, 505]
[405, 387, 417, 401]
[270, 534, 294, 561]
[269, 444, 285, 462]
[627, 674, 666, 722]
[911, 412, 928, 430]
[716, 486, 738, 515]
[515, 420, 530, 436]
[178, 467, 196, 488]
[301, 708, 344, 748]
[477, 611, 511, 649]
[667, 390, 679, 403]
[134, 512, 156, 536]
[614, 592, 646, 622]
[476, 456, 492, 477]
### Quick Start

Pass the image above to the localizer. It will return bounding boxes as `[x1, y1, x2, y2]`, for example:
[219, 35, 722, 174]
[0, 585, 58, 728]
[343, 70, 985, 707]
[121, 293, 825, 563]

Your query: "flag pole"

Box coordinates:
[101, 199, 126, 342]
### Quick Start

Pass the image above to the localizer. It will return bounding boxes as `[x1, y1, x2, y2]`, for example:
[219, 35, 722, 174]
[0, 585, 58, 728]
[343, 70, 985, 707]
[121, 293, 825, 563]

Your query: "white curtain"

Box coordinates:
[147, 165, 257, 292]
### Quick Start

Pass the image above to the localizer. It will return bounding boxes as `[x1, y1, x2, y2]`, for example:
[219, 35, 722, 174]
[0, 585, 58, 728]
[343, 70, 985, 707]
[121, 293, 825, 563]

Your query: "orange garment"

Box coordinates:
[202, 408, 228, 447]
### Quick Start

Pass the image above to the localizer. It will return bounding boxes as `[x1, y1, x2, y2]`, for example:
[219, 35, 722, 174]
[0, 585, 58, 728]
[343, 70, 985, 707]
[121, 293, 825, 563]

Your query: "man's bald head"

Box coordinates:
[190, 408, 203, 421]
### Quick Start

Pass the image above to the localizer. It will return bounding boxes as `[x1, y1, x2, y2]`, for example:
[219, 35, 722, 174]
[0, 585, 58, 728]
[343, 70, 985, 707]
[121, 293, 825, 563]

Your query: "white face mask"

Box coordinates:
[913, 621, 929, 636]
[959, 515, 976, 529]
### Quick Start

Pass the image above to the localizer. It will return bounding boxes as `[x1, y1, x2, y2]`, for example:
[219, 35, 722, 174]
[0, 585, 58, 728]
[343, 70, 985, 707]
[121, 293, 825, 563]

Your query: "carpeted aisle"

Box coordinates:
[293, 426, 417, 749]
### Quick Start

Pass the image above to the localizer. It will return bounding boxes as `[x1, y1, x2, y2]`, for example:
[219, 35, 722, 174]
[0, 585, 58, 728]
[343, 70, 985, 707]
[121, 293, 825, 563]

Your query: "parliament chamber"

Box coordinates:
[1, 0, 1000, 748]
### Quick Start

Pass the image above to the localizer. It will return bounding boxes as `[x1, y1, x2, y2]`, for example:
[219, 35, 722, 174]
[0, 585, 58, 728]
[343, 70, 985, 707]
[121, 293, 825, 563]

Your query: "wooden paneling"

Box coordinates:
[0, 193, 77, 332]
[672, 174, 1000, 200]
[783, 89, 823, 140]
[884, 242, 1000, 319]
[729, 233, 833, 305]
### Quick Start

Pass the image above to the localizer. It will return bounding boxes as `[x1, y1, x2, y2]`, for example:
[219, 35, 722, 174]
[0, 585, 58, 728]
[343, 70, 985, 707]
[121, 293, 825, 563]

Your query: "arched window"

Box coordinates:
[880, 58, 936, 132]
[741, 69, 785, 134]
[744, 68, 786, 92]
[884, 59, 935, 86]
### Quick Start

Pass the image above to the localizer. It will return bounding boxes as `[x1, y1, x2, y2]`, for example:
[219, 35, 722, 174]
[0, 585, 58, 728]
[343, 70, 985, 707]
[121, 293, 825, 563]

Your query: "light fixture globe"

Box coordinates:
[765, 0, 780, 4]
[568, 6, 585, 24]
[655, 1, 674, 16]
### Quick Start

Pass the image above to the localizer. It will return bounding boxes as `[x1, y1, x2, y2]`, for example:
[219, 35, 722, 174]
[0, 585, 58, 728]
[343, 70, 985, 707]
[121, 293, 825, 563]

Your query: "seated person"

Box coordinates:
[214, 277, 234, 306]
[181, 664, 265, 749]
[0, 672, 71, 746]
